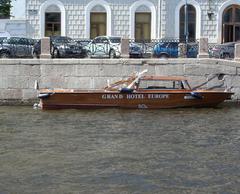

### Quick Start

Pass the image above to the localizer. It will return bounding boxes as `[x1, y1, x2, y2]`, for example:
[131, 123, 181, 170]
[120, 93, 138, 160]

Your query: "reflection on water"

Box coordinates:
[0, 105, 240, 193]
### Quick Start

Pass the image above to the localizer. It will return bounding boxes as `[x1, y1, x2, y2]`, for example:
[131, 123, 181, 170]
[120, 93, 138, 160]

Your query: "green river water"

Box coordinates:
[0, 105, 239, 193]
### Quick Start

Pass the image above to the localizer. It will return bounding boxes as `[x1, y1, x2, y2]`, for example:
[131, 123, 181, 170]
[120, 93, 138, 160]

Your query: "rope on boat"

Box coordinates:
[192, 74, 219, 90]
[192, 73, 231, 91]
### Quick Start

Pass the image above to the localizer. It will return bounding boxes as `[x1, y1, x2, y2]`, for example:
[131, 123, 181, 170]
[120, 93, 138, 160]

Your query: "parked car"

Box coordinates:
[0, 37, 35, 58]
[209, 42, 235, 59]
[186, 43, 198, 58]
[153, 42, 179, 58]
[0, 37, 7, 44]
[153, 42, 198, 58]
[76, 39, 92, 48]
[86, 36, 121, 58]
[33, 36, 88, 58]
[51, 36, 88, 58]
[129, 43, 144, 58]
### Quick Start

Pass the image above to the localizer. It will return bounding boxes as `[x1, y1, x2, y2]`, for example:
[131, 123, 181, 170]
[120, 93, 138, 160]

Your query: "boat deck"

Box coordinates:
[40, 88, 228, 94]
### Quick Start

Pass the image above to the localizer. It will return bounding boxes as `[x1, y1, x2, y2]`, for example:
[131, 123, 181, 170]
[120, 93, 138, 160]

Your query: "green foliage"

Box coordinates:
[0, 0, 12, 19]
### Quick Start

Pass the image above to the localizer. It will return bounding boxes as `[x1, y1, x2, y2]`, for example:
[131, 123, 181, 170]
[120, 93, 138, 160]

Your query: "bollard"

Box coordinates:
[234, 43, 240, 61]
[121, 38, 129, 58]
[197, 37, 209, 58]
[40, 37, 51, 59]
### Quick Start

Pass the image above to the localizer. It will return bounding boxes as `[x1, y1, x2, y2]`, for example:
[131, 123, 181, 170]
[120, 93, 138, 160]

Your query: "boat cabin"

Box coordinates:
[104, 74, 192, 92]
[136, 76, 191, 90]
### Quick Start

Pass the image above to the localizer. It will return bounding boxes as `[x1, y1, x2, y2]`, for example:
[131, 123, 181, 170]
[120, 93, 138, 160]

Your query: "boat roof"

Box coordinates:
[140, 76, 188, 81]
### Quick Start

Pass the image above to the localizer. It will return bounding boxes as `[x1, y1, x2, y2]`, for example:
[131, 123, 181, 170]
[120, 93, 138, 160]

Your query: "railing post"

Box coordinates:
[40, 37, 51, 59]
[197, 37, 209, 58]
[121, 38, 129, 58]
[234, 43, 240, 61]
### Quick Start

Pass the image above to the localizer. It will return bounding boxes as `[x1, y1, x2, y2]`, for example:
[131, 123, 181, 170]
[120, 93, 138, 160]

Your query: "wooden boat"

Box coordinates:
[36, 70, 234, 110]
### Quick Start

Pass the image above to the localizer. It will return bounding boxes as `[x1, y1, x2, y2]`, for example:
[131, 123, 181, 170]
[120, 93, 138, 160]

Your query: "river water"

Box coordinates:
[0, 105, 239, 194]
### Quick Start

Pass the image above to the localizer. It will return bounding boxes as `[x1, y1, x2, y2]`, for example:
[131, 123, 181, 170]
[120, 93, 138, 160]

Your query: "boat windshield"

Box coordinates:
[138, 80, 185, 90]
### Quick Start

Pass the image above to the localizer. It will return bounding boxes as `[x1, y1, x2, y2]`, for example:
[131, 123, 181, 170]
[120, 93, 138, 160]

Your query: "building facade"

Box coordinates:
[5, 0, 240, 43]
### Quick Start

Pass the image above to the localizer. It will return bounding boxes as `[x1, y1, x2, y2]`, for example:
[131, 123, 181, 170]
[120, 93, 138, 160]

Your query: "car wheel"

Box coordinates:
[0, 52, 10, 58]
[52, 49, 59, 58]
[109, 50, 116, 59]
[86, 51, 92, 58]
[32, 52, 39, 59]
[223, 53, 230, 59]
[159, 54, 169, 59]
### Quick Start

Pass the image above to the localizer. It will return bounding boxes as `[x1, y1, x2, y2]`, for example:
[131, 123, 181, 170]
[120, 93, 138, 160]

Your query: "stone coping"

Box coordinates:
[1, 58, 240, 67]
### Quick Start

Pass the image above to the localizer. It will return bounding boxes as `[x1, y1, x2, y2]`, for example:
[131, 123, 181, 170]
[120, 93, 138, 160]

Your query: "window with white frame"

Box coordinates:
[135, 12, 151, 41]
[90, 12, 107, 39]
[222, 4, 240, 43]
[179, 4, 196, 42]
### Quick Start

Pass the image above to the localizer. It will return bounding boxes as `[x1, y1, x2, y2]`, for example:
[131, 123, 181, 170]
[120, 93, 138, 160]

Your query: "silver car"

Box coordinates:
[86, 36, 121, 58]
[0, 37, 35, 58]
[209, 42, 235, 59]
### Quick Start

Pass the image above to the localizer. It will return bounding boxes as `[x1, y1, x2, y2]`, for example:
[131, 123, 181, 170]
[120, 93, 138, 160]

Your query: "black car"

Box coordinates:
[129, 43, 144, 58]
[0, 37, 35, 58]
[76, 39, 92, 48]
[33, 36, 88, 58]
[0, 37, 7, 44]
[129, 42, 152, 58]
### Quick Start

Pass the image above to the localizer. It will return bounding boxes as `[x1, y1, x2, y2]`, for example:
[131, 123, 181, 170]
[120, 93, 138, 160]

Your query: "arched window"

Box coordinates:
[45, 5, 61, 36]
[129, 0, 156, 40]
[179, 4, 196, 42]
[90, 5, 107, 39]
[222, 4, 240, 43]
[135, 5, 151, 41]
[85, 0, 111, 39]
[40, 0, 66, 38]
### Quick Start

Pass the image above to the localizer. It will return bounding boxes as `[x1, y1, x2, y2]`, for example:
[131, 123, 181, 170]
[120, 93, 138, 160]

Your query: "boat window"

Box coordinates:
[138, 80, 185, 89]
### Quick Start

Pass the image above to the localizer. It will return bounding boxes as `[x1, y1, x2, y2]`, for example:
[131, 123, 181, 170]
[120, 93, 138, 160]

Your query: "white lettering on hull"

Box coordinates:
[102, 94, 169, 100]
[102, 94, 124, 99]
[147, 94, 169, 99]
[127, 94, 144, 99]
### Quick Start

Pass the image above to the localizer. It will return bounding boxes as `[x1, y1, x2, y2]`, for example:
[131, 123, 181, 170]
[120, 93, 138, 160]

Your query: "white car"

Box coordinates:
[86, 36, 121, 58]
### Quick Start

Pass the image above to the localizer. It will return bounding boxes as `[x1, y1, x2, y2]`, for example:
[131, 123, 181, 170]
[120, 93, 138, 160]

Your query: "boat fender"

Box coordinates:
[190, 92, 203, 99]
[120, 88, 134, 93]
[38, 93, 52, 99]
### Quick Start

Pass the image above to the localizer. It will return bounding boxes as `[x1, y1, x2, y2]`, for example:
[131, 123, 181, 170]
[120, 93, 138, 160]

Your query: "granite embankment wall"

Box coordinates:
[0, 58, 240, 105]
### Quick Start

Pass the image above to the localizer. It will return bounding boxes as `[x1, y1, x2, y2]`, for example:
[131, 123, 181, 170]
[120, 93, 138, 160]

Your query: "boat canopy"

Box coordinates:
[140, 76, 188, 81]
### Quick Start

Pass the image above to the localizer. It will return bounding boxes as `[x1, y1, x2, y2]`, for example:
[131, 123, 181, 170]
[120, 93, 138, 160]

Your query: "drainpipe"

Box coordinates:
[184, 0, 189, 44]
[158, 0, 162, 39]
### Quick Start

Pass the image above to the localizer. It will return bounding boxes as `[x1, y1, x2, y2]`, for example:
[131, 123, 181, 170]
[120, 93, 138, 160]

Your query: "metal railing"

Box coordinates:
[0, 36, 236, 60]
[129, 38, 199, 58]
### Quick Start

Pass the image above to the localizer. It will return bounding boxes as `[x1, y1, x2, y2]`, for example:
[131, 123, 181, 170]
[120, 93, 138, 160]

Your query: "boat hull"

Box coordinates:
[38, 90, 233, 110]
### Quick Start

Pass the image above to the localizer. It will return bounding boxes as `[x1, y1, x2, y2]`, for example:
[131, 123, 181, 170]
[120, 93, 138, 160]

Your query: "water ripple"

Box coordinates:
[0, 105, 239, 193]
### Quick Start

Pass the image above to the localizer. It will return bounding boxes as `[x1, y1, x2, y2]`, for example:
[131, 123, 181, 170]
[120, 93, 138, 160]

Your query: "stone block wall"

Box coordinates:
[19, 0, 232, 43]
[26, 0, 159, 39]
[0, 58, 240, 105]
[0, 60, 40, 104]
